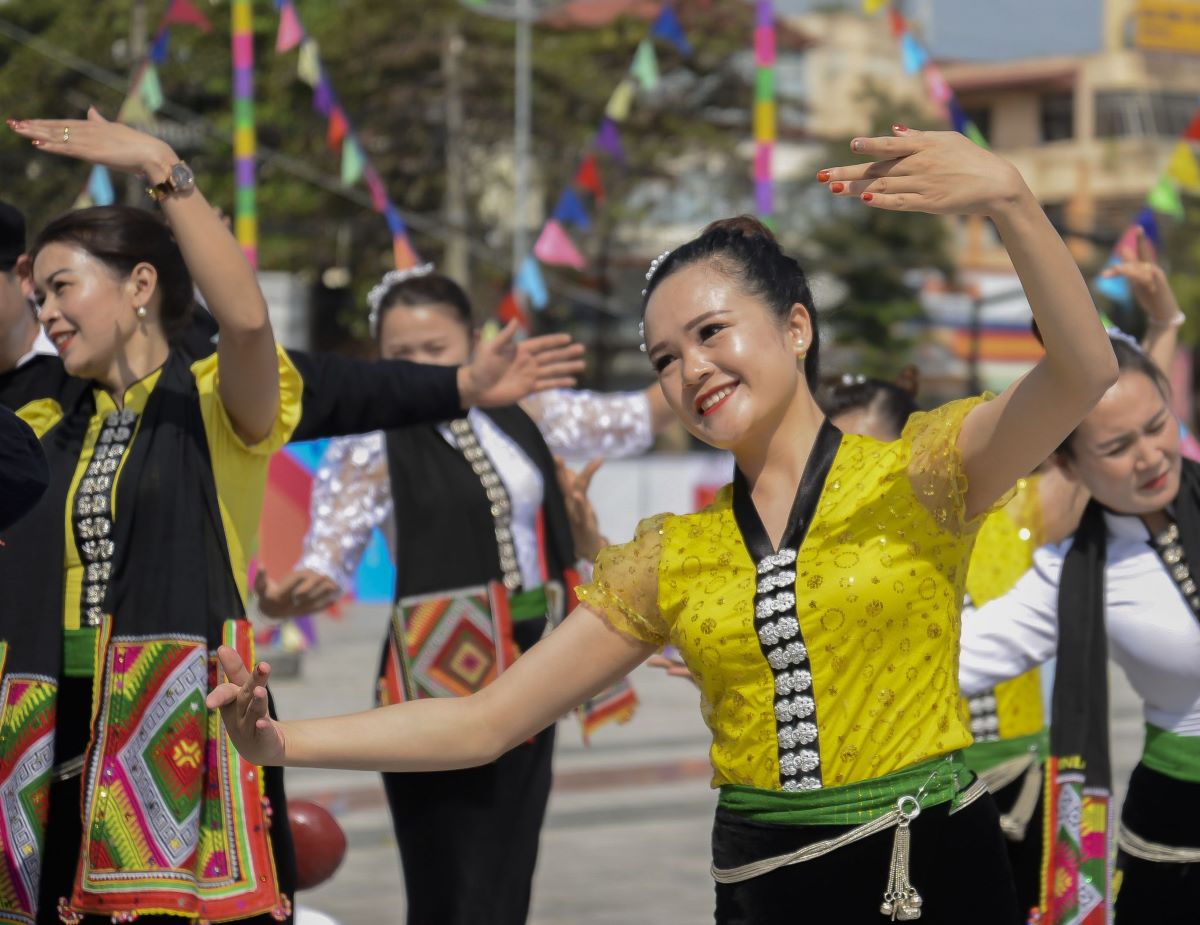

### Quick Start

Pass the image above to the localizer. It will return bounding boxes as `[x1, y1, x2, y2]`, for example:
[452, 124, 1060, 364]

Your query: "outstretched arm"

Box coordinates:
[208, 604, 654, 770]
[1101, 226, 1185, 377]
[822, 127, 1118, 521]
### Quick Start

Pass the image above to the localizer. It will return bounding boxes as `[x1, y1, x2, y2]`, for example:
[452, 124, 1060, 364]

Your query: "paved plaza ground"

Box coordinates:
[267, 603, 1146, 925]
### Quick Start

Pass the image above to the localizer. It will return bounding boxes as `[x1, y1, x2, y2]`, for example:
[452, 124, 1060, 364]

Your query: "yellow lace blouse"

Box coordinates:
[578, 397, 999, 792]
[962, 475, 1045, 742]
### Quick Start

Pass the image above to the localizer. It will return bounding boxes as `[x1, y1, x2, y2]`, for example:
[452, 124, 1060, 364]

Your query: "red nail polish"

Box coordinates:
[816, 170, 831, 183]
[861, 192, 874, 202]
[851, 140, 864, 152]
[892, 123, 908, 133]
[30, 140, 41, 147]
[830, 181, 845, 194]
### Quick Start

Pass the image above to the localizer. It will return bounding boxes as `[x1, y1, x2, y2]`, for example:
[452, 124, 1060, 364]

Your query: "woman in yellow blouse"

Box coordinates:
[210, 127, 1117, 923]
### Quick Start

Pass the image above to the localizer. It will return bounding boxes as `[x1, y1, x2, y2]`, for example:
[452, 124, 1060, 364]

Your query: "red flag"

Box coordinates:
[327, 108, 348, 152]
[574, 155, 605, 202]
[888, 8, 906, 37]
[497, 290, 529, 330]
[163, 0, 212, 32]
[1185, 110, 1200, 142]
[393, 234, 419, 270]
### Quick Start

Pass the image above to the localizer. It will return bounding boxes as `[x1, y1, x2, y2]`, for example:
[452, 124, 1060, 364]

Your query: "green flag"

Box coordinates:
[341, 137, 364, 185]
[1148, 175, 1185, 219]
[139, 64, 164, 112]
[631, 38, 659, 91]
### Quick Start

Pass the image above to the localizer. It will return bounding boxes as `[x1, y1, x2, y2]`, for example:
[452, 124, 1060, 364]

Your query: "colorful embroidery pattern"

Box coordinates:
[70, 624, 286, 921]
[0, 643, 56, 925]
[1039, 758, 1111, 925]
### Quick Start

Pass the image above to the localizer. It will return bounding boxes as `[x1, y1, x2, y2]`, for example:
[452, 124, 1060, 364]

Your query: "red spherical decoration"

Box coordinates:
[288, 799, 347, 890]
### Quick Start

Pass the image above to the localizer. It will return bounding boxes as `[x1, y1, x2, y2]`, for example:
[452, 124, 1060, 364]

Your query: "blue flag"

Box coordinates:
[1094, 256, 1132, 305]
[384, 204, 407, 237]
[651, 7, 691, 56]
[552, 188, 592, 231]
[900, 33, 928, 75]
[947, 99, 969, 135]
[1134, 206, 1161, 248]
[88, 166, 115, 207]
[517, 256, 549, 310]
[149, 30, 170, 65]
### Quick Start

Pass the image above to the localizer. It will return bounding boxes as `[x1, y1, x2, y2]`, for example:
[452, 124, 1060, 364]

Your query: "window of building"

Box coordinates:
[1039, 92, 1074, 142]
[1096, 91, 1200, 138]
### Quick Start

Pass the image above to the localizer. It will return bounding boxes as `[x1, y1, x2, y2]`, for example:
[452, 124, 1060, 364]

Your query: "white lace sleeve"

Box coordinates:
[522, 388, 653, 461]
[297, 432, 393, 591]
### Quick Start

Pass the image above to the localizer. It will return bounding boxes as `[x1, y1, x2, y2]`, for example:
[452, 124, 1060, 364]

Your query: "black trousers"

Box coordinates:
[1115, 762, 1200, 924]
[989, 765, 1046, 923]
[712, 790, 1019, 924]
[37, 678, 296, 925]
[383, 725, 555, 925]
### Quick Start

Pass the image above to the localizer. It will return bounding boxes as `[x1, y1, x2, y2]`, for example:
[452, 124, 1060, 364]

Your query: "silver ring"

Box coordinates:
[62, 126, 69, 143]
[896, 795, 921, 821]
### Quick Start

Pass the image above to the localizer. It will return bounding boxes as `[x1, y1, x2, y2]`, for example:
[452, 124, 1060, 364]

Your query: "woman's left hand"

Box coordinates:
[458, 319, 585, 409]
[819, 125, 1030, 219]
[8, 107, 175, 179]
[1101, 226, 1183, 327]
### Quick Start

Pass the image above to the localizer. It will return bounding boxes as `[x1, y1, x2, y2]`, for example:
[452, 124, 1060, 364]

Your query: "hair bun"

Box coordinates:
[701, 214, 778, 245]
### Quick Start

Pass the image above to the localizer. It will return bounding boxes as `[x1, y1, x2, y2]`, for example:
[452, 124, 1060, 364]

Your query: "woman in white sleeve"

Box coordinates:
[960, 335, 1200, 925]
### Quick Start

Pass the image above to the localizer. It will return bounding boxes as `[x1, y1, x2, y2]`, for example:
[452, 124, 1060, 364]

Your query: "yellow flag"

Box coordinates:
[117, 93, 154, 127]
[297, 39, 321, 87]
[1167, 141, 1200, 191]
[605, 79, 636, 123]
[863, 0, 888, 13]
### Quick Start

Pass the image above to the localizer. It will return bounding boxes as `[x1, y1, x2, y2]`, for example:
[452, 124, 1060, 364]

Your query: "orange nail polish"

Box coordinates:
[861, 192, 874, 202]
[830, 181, 845, 194]
[816, 170, 831, 183]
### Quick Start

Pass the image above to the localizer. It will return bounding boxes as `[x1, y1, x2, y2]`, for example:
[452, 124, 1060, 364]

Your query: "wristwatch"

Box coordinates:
[146, 161, 195, 202]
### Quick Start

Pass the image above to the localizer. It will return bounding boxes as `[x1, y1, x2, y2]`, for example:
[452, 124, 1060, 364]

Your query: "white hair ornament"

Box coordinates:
[367, 263, 436, 336]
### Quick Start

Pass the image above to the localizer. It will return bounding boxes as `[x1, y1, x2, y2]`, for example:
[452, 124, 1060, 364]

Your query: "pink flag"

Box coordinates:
[366, 169, 389, 212]
[164, 0, 212, 32]
[924, 65, 952, 104]
[534, 220, 585, 270]
[276, 2, 304, 52]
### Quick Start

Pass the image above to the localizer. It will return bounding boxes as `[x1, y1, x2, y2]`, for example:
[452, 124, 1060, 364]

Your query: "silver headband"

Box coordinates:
[1105, 326, 1142, 352]
[367, 263, 436, 336]
[641, 249, 672, 297]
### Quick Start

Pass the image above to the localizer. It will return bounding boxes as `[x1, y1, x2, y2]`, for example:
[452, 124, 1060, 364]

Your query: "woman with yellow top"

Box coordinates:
[209, 126, 1117, 923]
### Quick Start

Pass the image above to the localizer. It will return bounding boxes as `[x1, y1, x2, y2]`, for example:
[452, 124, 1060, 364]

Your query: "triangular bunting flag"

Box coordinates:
[327, 107, 348, 151]
[964, 122, 989, 149]
[72, 190, 94, 211]
[276, 1, 304, 53]
[164, 0, 212, 32]
[575, 155, 605, 201]
[393, 233, 419, 270]
[149, 30, 170, 65]
[1185, 110, 1200, 142]
[312, 78, 333, 117]
[889, 8, 907, 37]
[384, 204, 407, 237]
[595, 118, 625, 163]
[1134, 206, 1161, 248]
[605, 79, 636, 123]
[863, 0, 888, 13]
[517, 256, 549, 310]
[298, 39, 321, 87]
[88, 165, 115, 207]
[1113, 223, 1141, 258]
[497, 289, 529, 330]
[552, 187, 592, 231]
[117, 92, 154, 127]
[366, 169, 389, 212]
[924, 65, 952, 104]
[139, 64, 164, 113]
[1167, 141, 1200, 190]
[1148, 175, 1185, 219]
[534, 219, 586, 270]
[900, 33, 928, 75]
[341, 138, 364, 185]
[947, 99, 969, 135]
[631, 39, 660, 91]
[1095, 256, 1132, 304]
[650, 7, 691, 56]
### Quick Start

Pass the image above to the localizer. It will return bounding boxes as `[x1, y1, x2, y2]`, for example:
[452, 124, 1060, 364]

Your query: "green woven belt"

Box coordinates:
[718, 752, 975, 827]
[1142, 723, 1200, 784]
[63, 627, 99, 679]
[962, 729, 1047, 776]
[508, 586, 548, 623]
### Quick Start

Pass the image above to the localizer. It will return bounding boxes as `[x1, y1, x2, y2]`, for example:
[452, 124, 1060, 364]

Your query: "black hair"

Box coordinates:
[820, 377, 918, 440]
[642, 215, 821, 392]
[29, 205, 195, 338]
[375, 271, 473, 337]
[1058, 336, 1172, 458]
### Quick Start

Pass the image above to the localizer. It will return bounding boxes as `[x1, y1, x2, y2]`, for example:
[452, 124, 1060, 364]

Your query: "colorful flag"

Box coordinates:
[164, 0, 212, 32]
[1167, 141, 1200, 190]
[149, 30, 170, 65]
[965, 122, 989, 149]
[139, 64, 164, 112]
[366, 168, 389, 212]
[1134, 206, 1161, 248]
[900, 33, 928, 74]
[631, 39, 660, 91]
[88, 165, 115, 206]
[297, 38, 321, 86]
[605, 79, 636, 122]
[595, 118, 625, 162]
[863, 0, 888, 13]
[575, 155, 605, 201]
[516, 256, 549, 310]
[650, 7, 691, 56]
[312, 78, 333, 117]
[393, 233, 419, 270]
[341, 137, 364, 185]
[1148, 175, 1185, 219]
[1095, 256, 1132, 304]
[117, 92, 153, 127]
[276, 1, 304, 52]
[1186, 111, 1200, 142]
[327, 107, 348, 151]
[534, 220, 586, 270]
[497, 289, 529, 330]
[552, 187, 591, 231]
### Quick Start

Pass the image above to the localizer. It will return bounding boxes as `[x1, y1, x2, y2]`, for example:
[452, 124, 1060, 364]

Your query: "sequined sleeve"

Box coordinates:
[522, 388, 653, 461]
[902, 394, 1013, 536]
[575, 513, 670, 647]
[297, 432, 392, 591]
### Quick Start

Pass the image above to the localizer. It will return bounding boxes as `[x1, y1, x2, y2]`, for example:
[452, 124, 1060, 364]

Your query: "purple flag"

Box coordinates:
[595, 118, 625, 163]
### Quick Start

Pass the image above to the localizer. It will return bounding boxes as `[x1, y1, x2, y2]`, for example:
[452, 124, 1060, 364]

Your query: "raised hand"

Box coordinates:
[555, 457, 608, 562]
[8, 107, 175, 179]
[818, 124, 1029, 218]
[255, 568, 341, 619]
[458, 319, 585, 408]
[205, 646, 287, 766]
[1101, 226, 1184, 328]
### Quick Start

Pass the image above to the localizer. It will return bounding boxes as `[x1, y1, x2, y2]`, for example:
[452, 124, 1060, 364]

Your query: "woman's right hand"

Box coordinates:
[458, 320, 586, 409]
[255, 568, 341, 618]
[206, 646, 288, 767]
[819, 125, 1030, 219]
[1101, 226, 1183, 326]
[8, 107, 176, 181]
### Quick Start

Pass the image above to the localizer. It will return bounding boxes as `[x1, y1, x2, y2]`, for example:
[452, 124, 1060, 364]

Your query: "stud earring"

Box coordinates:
[136, 305, 147, 319]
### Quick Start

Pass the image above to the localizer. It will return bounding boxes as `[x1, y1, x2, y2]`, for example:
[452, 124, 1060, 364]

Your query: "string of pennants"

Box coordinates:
[73, 0, 213, 210]
[272, 0, 421, 270]
[499, 5, 691, 328]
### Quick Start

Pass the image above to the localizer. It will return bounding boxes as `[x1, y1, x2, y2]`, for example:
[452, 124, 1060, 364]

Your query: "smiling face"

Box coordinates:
[643, 262, 812, 452]
[377, 302, 473, 367]
[32, 241, 158, 381]
[1059, 370, 1181, 515]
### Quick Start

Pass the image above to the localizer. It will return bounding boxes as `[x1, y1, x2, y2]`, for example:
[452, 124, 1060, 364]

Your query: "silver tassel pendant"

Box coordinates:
[880, 796, 923, 921]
